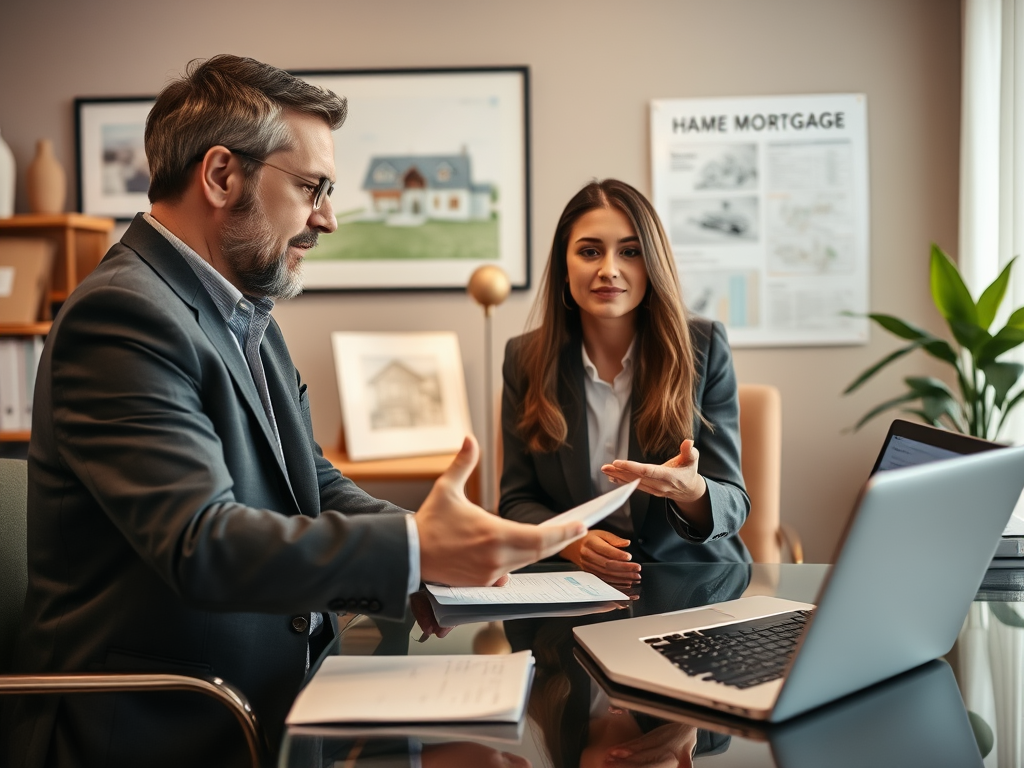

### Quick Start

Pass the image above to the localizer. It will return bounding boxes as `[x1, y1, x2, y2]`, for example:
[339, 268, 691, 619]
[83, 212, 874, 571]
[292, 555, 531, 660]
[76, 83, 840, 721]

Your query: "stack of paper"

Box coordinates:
[425, 572, 630, 626]
[286, 651, 535, 726]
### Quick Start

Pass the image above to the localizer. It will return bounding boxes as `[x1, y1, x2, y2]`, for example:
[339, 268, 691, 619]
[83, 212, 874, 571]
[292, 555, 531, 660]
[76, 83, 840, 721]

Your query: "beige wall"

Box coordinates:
[0, 0, 961, 561]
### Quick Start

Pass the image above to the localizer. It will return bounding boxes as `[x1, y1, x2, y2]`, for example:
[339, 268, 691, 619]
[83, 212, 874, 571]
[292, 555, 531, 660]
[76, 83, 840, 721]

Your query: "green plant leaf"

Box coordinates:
[996, 388, 1024, 436]
[1006, 305, 1024, 328]
[948, 319, 991, 355]
[982, 361, 1024, 407]
[902, 408, 943, 428]
[976, 257, 1016, 330]
[866, 313, 930, 341]
[930, 244, 979, 326]
[990, 602, 1024, 627]
[968, 710, 994, 758]
[905, 376, 957, 398]
[921, 395, 965, 432]
[920, 338, 959, 364]
[842, 343, 918, 394]
[976, 325, 1024, 368]
[853, 391, 920, 431]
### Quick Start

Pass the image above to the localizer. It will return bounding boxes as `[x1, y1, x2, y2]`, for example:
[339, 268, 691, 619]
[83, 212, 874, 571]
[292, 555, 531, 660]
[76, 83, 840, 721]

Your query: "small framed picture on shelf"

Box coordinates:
[295, 67, 531, 292]
[331, 331, 473, 461]
[75, 97, 155, 220]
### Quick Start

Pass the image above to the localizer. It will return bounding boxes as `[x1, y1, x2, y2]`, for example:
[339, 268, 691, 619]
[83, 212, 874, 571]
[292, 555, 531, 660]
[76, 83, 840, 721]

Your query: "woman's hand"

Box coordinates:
[602, 439, 708, 510]
[560, 530, 641, 585]
[603, 722, 698, 767]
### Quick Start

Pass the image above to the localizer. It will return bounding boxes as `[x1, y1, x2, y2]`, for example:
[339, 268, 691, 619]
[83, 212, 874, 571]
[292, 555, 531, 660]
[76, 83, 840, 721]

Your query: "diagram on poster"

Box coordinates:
[650, 94, 869, 347]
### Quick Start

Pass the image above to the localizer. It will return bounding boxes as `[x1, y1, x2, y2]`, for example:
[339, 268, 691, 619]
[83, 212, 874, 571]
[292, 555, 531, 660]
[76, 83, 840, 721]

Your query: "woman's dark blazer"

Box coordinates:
[498, 316, 751, 564]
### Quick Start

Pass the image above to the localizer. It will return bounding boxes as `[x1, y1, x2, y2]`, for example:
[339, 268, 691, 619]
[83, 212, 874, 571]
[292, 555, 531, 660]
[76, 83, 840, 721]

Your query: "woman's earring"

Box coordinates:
[561, 283, 576, 310]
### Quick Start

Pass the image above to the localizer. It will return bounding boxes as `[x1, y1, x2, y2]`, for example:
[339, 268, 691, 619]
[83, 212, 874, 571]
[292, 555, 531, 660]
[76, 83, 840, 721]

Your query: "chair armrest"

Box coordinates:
[777, 523, 804, 564]
[0, 672, 265, 767]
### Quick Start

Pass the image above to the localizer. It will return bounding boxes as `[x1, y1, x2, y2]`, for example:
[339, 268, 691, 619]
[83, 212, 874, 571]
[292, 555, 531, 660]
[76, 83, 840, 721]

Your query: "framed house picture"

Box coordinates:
[75, 97, 155, 220]
[296, 67, 531, 291]
[331, 331, 473, 461]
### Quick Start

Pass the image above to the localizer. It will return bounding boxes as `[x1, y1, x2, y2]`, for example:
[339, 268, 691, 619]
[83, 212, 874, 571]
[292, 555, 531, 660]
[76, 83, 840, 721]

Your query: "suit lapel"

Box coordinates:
[262, 329, 319, 517]
[121, 216, 298, 506]
[557, 343, 592, 508]
[627, 417, 651, 532]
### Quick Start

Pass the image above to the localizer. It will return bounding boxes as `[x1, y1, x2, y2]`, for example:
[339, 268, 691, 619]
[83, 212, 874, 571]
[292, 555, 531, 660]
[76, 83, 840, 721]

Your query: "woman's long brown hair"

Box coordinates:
[517, 179, 701, 457]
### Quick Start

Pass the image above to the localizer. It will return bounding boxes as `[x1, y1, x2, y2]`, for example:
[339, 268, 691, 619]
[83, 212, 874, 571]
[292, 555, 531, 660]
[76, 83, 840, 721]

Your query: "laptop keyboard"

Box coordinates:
[644, 609, 813, 689]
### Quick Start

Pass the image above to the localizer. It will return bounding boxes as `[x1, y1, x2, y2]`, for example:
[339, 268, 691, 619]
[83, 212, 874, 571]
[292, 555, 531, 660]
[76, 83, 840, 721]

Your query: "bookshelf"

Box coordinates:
[321, 430, 482, 506]
[0, 214, 115, 441]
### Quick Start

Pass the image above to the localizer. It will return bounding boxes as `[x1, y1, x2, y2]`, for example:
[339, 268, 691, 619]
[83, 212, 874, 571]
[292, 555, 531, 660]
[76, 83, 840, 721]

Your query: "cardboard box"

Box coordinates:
[0, 238, 53, 324]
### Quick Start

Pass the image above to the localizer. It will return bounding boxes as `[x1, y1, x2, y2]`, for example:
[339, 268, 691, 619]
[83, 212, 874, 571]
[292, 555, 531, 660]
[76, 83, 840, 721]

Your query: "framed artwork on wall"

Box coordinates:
[295, 67, 531, 292]
[75, 97, 155, 221]
[331, 331, 473, 461]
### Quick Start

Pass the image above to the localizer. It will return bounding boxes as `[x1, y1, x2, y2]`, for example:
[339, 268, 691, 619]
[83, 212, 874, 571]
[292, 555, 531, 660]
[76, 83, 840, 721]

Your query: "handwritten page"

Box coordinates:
[286, 651, 534, 724]
[537, 479, 640, 529]
[426, 572, 629, 605]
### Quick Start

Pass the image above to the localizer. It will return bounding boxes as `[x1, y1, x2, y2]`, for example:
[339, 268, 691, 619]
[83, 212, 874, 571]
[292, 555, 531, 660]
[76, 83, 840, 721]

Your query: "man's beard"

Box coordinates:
[220, 189, 317, 300]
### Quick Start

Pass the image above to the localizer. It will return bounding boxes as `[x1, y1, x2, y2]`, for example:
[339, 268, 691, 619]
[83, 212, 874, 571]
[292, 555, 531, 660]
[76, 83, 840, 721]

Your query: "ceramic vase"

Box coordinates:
[0, 130, 14, 218]
[26, 139, 66, 215]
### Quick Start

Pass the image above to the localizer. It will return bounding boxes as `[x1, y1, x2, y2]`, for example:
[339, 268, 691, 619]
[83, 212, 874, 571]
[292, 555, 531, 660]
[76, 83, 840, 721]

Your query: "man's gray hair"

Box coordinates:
[145, 54, 347, 203]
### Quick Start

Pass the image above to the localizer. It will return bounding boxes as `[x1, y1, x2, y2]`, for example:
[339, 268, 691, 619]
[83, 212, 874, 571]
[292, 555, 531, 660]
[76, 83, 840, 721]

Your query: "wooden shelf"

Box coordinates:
[0, 430, 31, 443]
[0, 213, 116, 232]
[321, 445, 482, 506]
[0, 213, 115, 304]
[0, 321, 51, 336]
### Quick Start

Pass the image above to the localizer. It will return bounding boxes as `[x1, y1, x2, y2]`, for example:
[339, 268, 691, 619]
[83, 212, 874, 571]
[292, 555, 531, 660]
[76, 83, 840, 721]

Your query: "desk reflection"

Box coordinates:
[281, 564, 989, 768]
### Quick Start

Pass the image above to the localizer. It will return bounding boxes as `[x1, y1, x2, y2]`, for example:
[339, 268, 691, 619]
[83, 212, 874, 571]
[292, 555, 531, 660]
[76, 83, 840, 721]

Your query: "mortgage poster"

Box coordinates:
[650, 94, 869, 347]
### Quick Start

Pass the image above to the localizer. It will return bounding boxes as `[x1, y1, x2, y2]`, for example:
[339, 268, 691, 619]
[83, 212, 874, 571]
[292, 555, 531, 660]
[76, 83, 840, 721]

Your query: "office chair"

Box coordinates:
[0, 458, 266, 767]
[736, 384, 803, 564]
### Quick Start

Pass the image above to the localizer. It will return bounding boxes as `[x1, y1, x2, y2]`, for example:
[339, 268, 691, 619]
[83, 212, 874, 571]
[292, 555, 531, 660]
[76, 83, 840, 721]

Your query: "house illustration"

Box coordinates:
[362, 153, 493, 224]
[368, 359, 445, 430]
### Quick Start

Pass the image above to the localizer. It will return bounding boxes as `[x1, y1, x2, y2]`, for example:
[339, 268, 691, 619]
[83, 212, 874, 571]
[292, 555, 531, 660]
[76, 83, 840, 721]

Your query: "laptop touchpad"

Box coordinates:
[670, 607, 737, 629]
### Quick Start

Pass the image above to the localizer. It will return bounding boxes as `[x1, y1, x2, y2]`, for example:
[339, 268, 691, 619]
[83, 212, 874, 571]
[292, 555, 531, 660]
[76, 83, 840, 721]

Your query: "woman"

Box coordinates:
[498, 179, 750, 584]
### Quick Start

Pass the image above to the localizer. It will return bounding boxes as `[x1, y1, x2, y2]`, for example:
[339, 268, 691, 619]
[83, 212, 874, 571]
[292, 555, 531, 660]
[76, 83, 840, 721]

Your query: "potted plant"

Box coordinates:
[845, 244, 1024, 440]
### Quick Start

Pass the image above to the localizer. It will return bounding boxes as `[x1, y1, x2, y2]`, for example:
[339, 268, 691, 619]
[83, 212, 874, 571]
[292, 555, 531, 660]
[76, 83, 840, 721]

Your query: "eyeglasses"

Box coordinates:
[229, 150, 335, 210]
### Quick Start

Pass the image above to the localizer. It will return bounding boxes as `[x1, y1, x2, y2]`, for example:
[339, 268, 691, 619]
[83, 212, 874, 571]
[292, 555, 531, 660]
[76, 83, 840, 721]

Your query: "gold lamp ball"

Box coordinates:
[468, 265, 511, 310]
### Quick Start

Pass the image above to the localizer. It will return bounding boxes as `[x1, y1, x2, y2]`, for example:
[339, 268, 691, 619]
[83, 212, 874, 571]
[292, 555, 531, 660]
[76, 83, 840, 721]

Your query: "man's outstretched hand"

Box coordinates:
[417, 435, 585, 586]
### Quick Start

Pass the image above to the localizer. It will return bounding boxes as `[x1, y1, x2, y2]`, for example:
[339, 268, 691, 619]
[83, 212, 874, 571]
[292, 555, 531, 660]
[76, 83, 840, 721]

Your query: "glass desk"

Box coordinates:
[280, 563, 1024, 767]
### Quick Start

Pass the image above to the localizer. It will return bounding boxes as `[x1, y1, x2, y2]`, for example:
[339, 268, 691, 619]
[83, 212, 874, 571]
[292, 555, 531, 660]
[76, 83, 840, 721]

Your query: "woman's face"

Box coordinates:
[565, 205, 649, 325]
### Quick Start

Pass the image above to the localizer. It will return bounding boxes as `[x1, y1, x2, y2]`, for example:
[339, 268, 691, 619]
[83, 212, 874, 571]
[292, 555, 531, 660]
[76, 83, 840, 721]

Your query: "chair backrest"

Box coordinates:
[737, 384, 783, 563]
[0, 458, 27, 673]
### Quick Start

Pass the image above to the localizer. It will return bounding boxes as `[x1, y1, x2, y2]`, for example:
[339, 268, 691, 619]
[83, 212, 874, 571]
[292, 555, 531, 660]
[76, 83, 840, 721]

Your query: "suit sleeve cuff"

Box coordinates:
[406, 514, 421, 595]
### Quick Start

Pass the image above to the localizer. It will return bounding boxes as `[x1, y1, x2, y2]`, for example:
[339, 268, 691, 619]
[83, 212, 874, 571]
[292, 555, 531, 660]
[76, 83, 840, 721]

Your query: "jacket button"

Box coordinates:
[291, 615, 309, 633]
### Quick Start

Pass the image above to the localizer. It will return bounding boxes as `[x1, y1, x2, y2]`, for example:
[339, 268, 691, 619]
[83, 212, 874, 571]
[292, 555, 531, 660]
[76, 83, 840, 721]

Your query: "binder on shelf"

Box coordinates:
[0, 339, 22, 431]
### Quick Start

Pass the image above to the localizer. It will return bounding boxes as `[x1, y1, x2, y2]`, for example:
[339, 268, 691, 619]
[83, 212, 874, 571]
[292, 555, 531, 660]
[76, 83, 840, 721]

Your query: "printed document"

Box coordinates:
[537, 479, 640, 530]
[286, 651, 534, 725]
[426, 571, 629, 605]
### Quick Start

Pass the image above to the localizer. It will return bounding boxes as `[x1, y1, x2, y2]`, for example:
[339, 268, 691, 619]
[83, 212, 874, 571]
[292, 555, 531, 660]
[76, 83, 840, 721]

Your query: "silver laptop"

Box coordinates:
[574, 446, 1024, 722]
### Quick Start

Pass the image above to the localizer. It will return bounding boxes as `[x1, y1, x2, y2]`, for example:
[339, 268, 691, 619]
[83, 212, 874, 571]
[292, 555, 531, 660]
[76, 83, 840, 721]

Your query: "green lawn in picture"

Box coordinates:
[308, 218, 500, 261]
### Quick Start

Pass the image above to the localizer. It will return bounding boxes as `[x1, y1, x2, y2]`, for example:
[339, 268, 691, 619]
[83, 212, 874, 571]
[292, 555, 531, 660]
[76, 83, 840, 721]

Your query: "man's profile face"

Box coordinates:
[221, 110, 338, 299]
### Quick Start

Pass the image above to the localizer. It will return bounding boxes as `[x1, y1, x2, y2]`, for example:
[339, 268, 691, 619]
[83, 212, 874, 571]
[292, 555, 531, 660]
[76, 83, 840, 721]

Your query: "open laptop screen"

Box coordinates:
[869, 419, 1001, 476]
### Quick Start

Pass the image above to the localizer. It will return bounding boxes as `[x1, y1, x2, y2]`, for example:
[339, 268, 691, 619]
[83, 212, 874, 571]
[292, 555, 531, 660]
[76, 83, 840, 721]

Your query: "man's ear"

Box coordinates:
[198, 146, 244, 210]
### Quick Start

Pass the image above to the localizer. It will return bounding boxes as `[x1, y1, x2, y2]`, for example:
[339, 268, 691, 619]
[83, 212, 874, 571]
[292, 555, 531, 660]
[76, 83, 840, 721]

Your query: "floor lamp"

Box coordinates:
[467, 265, 511, 512]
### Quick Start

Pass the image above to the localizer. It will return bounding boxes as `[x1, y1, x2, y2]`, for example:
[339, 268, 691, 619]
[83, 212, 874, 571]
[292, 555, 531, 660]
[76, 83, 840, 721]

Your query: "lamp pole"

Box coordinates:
[467, 265, 511, 511]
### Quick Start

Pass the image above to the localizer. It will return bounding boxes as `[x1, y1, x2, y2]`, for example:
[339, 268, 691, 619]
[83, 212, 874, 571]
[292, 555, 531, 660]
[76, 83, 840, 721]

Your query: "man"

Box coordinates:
[3, 55, 582, 767]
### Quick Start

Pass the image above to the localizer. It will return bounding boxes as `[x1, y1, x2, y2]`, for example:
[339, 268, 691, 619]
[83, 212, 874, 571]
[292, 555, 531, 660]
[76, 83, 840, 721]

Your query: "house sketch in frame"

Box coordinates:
[295, 67, 530, 291]
[332, 331, 472, 460]
[366, 356, 445, 430]
[313, 151, 498, 262]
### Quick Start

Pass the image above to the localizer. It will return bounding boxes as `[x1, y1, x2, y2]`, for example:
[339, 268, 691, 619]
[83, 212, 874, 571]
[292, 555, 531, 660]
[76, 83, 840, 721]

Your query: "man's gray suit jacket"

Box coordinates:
[498, 318, 751, 564]
[4, 215, 412, 767]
